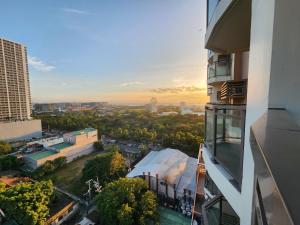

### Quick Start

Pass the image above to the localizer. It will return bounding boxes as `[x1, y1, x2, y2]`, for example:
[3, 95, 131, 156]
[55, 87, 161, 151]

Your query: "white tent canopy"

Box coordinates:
[127, 148, 197, 198]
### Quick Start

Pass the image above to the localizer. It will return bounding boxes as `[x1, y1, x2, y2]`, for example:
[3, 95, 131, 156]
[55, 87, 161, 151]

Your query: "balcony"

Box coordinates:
[251, 109, 300, 225]
[205, 103, 246, 190]
[207, 87, 213, 96]
[207, 56, 231, 85]
[220, 80, 247, 101]
[205, 0, 251, 53]
[202, 195, 240, 225]
[204, 172, 220, 197]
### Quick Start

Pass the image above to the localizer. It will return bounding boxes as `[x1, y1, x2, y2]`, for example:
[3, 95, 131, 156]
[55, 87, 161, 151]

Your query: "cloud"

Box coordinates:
[28, 56, 55, 72]
[119, 81, 144, 87]
[61, 8, 91, 15]
[150, 86, 206, 94]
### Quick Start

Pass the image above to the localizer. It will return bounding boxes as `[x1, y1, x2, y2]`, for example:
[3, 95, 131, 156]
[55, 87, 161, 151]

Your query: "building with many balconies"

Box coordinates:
[0, 38, 41, 141]
[193, 1, 300, 225]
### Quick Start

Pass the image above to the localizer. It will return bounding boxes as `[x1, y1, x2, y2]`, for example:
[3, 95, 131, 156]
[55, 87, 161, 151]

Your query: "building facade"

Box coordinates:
[0, 38, 42, 141]
[24, 128, 98, 169]
[0, 38, 31, 121]
[193, 1, 300, 225]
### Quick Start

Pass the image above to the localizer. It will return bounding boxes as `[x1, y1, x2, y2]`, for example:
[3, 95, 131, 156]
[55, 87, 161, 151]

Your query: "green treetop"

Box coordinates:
[0, 180, 54, 225]
[96, 177, 158, 225]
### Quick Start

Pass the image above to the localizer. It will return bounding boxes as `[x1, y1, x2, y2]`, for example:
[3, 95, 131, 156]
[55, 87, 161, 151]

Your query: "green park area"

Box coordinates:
[42, 151, 101, 195]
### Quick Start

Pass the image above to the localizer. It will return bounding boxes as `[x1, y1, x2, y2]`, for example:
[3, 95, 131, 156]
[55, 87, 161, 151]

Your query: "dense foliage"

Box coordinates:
[96, 178, 158, 225]
[0, 140, 12, 155]
[0, 180, 54, 225]
[36, 110, 204, 157]
[94, 141, 104, 151]
[0, 155, 20, 171]
[33, 157, 67, 178]
[81, 151, 127, 185]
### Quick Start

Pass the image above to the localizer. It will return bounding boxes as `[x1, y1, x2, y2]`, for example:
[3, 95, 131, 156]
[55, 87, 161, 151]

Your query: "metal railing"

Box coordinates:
[205, 103, 246, 190]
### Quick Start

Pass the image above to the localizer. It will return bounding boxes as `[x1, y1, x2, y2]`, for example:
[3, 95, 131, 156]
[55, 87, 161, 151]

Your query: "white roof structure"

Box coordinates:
[127, 148, 197, 197]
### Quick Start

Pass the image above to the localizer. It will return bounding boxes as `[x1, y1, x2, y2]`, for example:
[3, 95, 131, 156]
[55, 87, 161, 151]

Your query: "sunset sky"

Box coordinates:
[0, 0, 208, 105]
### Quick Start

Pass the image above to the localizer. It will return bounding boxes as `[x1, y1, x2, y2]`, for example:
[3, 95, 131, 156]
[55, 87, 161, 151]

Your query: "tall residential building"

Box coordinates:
[192, 1, 300, 225]
[0, 38, 32, 121]
[0, 38, 41, 141]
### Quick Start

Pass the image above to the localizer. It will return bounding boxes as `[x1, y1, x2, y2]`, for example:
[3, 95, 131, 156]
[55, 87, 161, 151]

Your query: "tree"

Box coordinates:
[53, 156, 67, 168]
[110, 151, 127, 179]
[104, 144, 120, 152]
[139, 144, 148, 156]
[0, 180, 54, 225]
[94, 141, 104, 151]
[0, 141, 12, 155]
[33, 157, 67, 178]
[96, 178, 158, 225]
[81, 151, 127, 185]
[0, 155, 20, 171]
[36, 110, 205, 157]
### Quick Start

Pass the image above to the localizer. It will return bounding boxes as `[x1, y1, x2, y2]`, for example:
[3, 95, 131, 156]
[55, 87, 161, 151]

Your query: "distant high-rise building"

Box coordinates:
[149, 97, 158, 113]
[0, 38, 41, 141]
[0, 38, 31, 121]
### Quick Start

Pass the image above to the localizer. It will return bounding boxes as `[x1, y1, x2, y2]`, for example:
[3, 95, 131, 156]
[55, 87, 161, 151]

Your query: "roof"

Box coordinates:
[0, 177, 32, 187]
[159, 206, 191, 225]
[50, 142, 73, 150]
[48, 191, 74, 218]
[27, 150, 57, 160]
[68, 128, 96, 136]
[127, 148, 197, 196]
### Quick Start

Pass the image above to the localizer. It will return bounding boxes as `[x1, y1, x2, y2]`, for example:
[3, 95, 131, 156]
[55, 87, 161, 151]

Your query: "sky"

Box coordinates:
[0, 0, 207, 105]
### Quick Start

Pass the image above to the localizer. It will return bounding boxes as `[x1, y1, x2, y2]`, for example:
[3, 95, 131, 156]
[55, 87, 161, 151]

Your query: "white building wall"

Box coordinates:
[241, 52, 249, 80]
[240, 0, 275, 224]
[267, 0, 300, 125]
[0, 120, 42, 141]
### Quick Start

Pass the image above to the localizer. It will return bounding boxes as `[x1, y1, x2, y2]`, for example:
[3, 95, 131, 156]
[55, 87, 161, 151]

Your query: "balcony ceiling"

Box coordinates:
[205, 0, 251, 53]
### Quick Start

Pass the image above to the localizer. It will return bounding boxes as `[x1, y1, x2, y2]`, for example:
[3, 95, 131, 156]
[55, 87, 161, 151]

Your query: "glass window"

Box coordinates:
[205, 109, 215, 156]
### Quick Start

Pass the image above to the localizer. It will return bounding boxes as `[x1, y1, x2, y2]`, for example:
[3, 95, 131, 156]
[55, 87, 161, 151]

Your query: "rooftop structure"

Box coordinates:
[127, 148, 197, 201]
[68, 128, 96, 136]
[159, 206, 191, 225]
[0, 177, 32, 188]
[26, 150, 57, 161]
[24, 128, 98, 169]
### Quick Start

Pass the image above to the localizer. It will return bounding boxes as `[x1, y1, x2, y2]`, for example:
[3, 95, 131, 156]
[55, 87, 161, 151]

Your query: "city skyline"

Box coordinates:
[0, 0, 208, 105]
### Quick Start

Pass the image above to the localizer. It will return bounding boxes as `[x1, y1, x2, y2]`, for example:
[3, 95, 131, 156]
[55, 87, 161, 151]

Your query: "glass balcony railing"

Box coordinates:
[205, 103, 246, 190]
[207, 0, 222, 26]
[205, 172, 220, 197]
[202, 195, 240, 225]
[207, 60, 231, 81]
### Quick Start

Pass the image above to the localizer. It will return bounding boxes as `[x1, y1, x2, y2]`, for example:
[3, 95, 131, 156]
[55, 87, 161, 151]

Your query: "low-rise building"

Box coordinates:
[23, 128, 98, 169]
[45, 191, 79, 225]
[127, 148, 197, 215]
